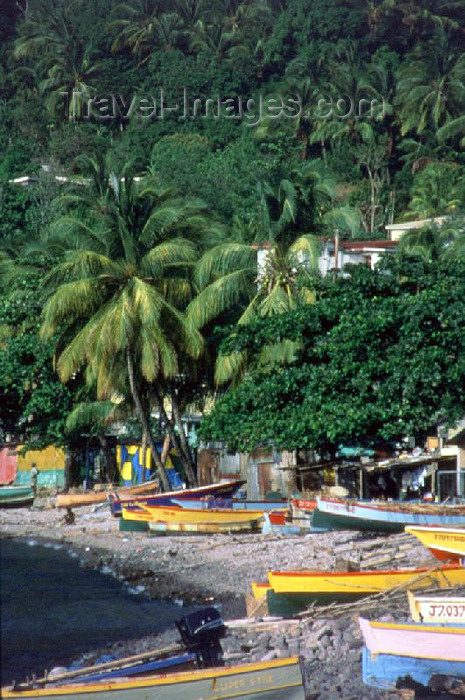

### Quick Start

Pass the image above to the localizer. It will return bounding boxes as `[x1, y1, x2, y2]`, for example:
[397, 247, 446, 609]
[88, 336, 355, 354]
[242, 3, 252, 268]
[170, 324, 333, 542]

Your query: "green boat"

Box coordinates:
[2, 658, 306, 700]
[0, 484, 35, 507]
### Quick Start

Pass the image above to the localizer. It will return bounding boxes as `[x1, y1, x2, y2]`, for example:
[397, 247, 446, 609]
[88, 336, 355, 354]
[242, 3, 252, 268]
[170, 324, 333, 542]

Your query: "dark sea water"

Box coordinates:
[0, 537, 196, 686]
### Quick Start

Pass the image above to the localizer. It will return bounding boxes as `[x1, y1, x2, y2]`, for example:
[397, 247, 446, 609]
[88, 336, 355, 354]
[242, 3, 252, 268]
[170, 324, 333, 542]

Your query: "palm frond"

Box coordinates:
[187, 269, 255, 328]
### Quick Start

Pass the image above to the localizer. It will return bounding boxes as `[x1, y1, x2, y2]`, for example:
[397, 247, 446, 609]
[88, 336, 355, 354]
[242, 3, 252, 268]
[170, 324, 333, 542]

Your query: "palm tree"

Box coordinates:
[310, 53, 390, 150]
[380, 0, 465, 40]
[187, 165, 352, 385]
[40, 173, 207, 488]
[14, 0, 100, 120]
[189, 20, 242, 60]
[404, 162, 462, 219]
[398, 217, 465, 261]
[111, 2, 183, 58]
[395, 34, 465, 136]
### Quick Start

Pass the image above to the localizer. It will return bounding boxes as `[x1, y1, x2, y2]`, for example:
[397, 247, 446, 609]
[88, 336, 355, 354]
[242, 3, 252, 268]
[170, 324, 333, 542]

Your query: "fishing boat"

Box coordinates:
[122, 504, 264, 534]
[171, 498, 289, 511]
[407, 590, 465, 623]
[359, 616, 465, 690]
[312, 496, 465, 533]
[0, 484, 35, 507]
[1, 658, 306, 700]
[44, 651, 197, 685]
[248, 564, 465, 615]
[249, 582, 306, 617]
[405, 525, 465, 564]
[56, 480, 161, 509]
[109, 479, 246, 516]
[290, 497, 317, 513]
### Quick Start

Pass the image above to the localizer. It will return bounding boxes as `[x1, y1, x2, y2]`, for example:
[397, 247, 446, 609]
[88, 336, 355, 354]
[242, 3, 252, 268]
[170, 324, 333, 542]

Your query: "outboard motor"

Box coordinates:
[176, 607, 226, 668]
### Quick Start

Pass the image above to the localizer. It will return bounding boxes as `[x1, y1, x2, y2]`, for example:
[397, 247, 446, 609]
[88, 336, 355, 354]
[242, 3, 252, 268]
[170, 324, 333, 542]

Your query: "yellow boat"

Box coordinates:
[122, 505, 265, 534]
[267, 564, 465, 596]
[405, 525, 465, 564]
[246, 564, 465, 616]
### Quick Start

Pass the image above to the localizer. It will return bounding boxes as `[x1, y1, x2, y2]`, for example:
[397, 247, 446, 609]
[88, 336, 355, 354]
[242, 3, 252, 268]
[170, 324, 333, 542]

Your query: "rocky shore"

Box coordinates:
[0, 496, 454, 699]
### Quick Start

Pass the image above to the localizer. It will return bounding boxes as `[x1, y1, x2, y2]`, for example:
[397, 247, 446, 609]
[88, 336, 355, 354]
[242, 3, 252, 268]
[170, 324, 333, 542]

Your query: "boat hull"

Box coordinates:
[171, 498, 288, 512]
[359, 618, 465, 661]
[56, 481, 160, 509]
[2, 658, 306, 700]
[0, 485, 35, 507]
[405, 525, 465, 564]
[362, 647, 465, 690]
[139, 505, 266, 525]
[252, 586, 370, 616]
[110, 480, 246, 516]
[407, 590, 465, 623]
[147, 519, 262, 534]
[313, 497, 465, 533]
[122, 504, 264, 534]
[266, 564, 465, 596]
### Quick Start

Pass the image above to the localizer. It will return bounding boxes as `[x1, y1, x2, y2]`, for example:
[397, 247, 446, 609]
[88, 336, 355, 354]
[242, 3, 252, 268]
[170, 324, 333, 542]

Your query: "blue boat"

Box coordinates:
[57, 653, 197, 684]
[362, 647, 465, 690]
[312, 496, 465, 533]
[109, 479, 246, 516]
[171, 498, 288, 511]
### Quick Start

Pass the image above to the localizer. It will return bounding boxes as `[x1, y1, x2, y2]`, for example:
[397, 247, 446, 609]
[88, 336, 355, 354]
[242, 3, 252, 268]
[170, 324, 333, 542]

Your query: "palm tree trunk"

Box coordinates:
[126, 348, 170, 491]
[170, 391, 198, 487]
[141, 429, 147, 478]
[152, 388, 197, 487]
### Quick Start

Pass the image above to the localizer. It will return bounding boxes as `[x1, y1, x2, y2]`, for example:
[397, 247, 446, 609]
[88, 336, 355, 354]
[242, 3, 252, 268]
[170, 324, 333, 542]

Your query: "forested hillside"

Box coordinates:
[2, 0, 465, 236]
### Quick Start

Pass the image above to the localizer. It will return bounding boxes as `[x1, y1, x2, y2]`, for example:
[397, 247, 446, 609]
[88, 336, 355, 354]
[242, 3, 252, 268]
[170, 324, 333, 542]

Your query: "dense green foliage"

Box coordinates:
[0, 270, 75, 447]
[2, 0, 465, 237]
[199, 259, 465, 452]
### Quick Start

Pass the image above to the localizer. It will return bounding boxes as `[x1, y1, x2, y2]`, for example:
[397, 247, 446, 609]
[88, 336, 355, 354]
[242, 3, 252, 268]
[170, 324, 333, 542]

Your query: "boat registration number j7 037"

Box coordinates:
[427, 603, 465, 619]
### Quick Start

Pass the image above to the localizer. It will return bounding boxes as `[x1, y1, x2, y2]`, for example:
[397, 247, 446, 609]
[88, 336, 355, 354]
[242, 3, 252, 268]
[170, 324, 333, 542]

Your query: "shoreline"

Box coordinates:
[0, 498, 448, 699]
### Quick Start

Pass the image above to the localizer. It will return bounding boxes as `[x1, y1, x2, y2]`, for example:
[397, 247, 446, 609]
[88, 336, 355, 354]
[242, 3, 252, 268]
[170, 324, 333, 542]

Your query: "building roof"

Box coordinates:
[341, 240, 398, 251]
[385, 217, 448, 231]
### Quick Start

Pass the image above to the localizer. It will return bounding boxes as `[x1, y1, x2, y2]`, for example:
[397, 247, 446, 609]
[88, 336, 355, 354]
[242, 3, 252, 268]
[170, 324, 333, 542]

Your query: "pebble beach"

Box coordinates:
[0, 496, 456, 699]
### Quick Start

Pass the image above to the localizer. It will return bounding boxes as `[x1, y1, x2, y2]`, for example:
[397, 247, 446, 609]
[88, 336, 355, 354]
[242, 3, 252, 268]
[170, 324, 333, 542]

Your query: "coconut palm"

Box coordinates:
[40, 173, 208, 488]
[437, 115, 465, 146]
[111, 2, 183, 57]
[404, 162, 463, 219]
[186, 164, 355, 385]
[14, 0, 100, 120]
[398, 217, 465, 261]
[395, 35, 465, 136]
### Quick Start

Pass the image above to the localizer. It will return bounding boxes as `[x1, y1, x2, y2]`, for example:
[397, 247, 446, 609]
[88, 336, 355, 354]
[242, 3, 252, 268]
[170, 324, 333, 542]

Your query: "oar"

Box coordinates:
[15, 643, 184, 689]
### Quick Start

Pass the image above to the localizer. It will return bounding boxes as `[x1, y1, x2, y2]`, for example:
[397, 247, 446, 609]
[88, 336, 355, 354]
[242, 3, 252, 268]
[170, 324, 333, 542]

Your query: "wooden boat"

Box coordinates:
[0, 484, 35, 507]
[56, 480, 160, 509]
[122, 504, 264, 534]
[267, 564, 465, 598]
[407, 590, 465, 623]
[361, 646, 465, 690]
[290, 497, 317, 512]
[171, 498, 289, 511]
[255, 564, 465, 614]
[359, 617, 465, 660]
[171, 499, 289, 526]
[1, 657, 306, 700]
[249, 583, 305, 617]
[312, 496, 465, 533]
[43, 650, 197, 685]
[109, 479, 246, 516]
[405, 524, 465, 564]
[261, 513, 301, 535]
[359, 617, 465, 690]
